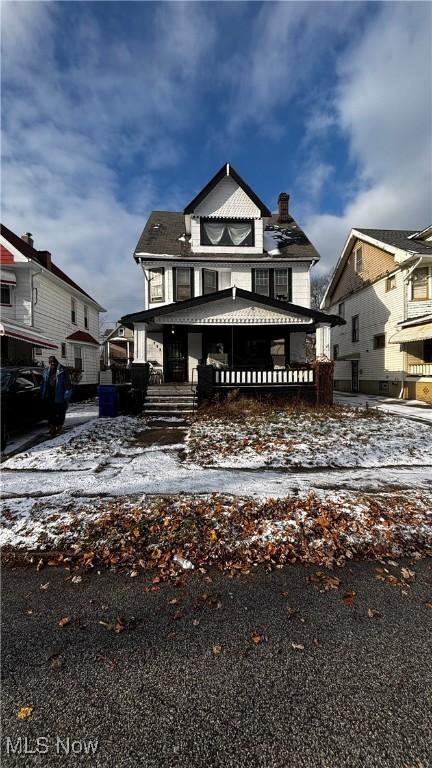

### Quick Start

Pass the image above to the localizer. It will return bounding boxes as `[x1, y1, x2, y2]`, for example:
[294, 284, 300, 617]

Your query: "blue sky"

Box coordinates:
[1, 1, 431, 324]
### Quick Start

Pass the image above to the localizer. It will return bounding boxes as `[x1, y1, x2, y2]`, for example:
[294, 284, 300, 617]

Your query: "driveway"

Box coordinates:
[1, 560, 431, 768]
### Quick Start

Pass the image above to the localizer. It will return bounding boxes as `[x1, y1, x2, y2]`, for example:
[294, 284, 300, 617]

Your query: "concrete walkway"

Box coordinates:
[335, 391, 432, 424]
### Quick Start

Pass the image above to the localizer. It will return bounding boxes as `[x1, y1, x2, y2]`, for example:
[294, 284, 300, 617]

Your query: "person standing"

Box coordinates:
[40, 356, 72, 436]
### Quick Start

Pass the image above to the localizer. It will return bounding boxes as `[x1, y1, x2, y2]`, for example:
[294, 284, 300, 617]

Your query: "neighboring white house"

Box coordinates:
[319, 226, 432, 403]
[101, 324, 134, 367]
[121, 162, 342, 385]
[0, 224, 105, 393]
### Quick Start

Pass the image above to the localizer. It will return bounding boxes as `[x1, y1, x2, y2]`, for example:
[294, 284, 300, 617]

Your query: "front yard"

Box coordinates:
[1, 399, 432, 573]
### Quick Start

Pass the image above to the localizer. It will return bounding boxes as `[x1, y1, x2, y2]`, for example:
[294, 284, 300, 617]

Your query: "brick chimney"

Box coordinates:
[277, 193, 290, 223]
[38, 250, 52, 270]
[21, 232, 34, 248]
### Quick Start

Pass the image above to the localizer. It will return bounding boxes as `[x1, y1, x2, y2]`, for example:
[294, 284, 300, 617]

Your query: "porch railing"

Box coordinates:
[213, 367, 315, 386]
[408, 363, 432, 376]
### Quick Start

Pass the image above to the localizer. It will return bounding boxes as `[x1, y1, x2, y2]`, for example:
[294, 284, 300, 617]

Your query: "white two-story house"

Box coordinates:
[121, 163, 342, 386]
[320, 226, 432, 403]
[0, 224, 105, 395]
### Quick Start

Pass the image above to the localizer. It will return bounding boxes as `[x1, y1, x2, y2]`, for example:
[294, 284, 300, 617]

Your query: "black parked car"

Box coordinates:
[1, 366, 47, 451]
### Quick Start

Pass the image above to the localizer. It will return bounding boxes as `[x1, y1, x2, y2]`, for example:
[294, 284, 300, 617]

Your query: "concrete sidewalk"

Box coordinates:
[335, 391, 432, 424]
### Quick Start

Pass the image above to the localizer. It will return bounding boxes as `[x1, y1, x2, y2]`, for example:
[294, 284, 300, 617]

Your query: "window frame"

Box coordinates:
[252, 268, 292, 300]
[202, 269, 218, 295]
[411, 267, 430, 301]
[173, 267, 194, 302]
[373, 333, 386, 349]
[333, 344, 339, 360]
[352, 314, 360, 343]
[71, 298, 77, 325]
[200, 218, 255, 248]
[1, 284, 12, 306]
[385, 275, 396, 292]
[338, 301, 345, 319]
[73, 345, 83, 371]
[84, 305, 89, 329]
[148, 268, 165, 304]
[354, 246, 363, 273]
[61, 343, 67, 358]
[274, 268, 291, 301]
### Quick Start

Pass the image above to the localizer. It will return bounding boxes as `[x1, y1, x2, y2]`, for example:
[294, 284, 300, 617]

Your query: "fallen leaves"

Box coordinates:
[99, 617, 126, 634]
[250, 631, 266, 645]
[17, 706, 33, 720]
[212, 644, 223, 656]
[307, 571, 341, 592]
[291, 643, 305, 651]
[342, 591, 357, 607]
[367, 608, 381, 619]
[58, 616, 71, 628]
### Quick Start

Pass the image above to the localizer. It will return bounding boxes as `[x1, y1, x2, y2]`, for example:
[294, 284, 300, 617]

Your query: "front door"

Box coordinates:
[351, 360, 359, 393]
[165, 333, 187, 382]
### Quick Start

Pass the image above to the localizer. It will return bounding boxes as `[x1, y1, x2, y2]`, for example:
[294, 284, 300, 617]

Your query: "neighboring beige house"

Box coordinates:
[121, 162, 342, 385]
[101, 324, 134, 367]
[0, 224, 105, 394]
[319, 226, 432, 403]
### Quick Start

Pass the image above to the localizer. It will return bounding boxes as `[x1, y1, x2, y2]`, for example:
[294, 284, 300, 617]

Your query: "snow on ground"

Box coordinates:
[2, 404, 432, 552]
[187, 407, 432, 469]
[335, 391, 432, 424]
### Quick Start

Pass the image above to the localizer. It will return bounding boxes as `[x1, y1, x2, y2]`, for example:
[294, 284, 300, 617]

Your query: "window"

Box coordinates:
[379, 381, 389, 394]
[352, 315, 359, 342]
[74, 345, 83, 371]
[424, 339, 432, 363]
[354, 246, 363, 273]
[149, 268, 165, 303]
[61, 343, 66, 358]
[118, 327, 125, 337]
[84, 305, 89, 329]
[1, 285, 11, 305]
[252, 268, 291, 299]
[338, 302, 345, 319]
[34, 347, 43, 356]
[200, 219, 254, 247]
[412, 267, 429, 300]
[274, 269, 290, 300]
[386, 275, 396, 292]
[373, 334, 385, 349]
[333, 344, 339, 360]
[173, 268, 194, 301]
[254, 269, 270, 297]
[71, 298, 77, 325]
[203, 269, 218, 295]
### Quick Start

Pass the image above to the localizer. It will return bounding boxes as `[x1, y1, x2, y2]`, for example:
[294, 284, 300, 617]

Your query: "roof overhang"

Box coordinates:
[121, 288, 344, 330]
[183, 163, 272, 217]
[0, 321, 58, 349]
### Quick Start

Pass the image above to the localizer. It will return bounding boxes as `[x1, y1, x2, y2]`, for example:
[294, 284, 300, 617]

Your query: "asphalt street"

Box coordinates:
[2, 560, 432, 768]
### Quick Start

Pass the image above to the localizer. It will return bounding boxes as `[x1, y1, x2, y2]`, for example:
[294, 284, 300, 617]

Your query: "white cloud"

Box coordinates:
[1, 2, 217, 323]
[302, 2, 431, 274]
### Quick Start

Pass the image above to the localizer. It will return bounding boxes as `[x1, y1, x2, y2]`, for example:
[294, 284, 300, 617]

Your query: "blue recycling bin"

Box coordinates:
[97, 385, 118, 418]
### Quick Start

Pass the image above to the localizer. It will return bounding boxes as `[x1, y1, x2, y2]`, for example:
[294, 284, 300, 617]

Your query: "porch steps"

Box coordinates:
[144, 384, 196, 418]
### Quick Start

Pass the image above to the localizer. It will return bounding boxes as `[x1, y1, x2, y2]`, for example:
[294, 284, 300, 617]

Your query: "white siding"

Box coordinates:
[147, 332, 164, 366]
[32, 271, 100, 385]
[193, 176, 261, 218]
[329, 274, 405, 385]
[407, 266, 432, 318]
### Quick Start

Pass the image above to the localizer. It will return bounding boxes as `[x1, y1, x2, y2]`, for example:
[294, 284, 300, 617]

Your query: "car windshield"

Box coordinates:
[1, 371, 13, 390]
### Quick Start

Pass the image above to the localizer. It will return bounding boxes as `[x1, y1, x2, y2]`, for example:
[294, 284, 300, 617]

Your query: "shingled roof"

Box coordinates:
[355, 228, 432, 256]
[134, 211, 319, 262]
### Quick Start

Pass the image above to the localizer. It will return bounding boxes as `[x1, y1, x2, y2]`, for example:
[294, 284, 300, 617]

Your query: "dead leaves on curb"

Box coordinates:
[307, 571, 341, 592]
[17, 706, 33, 720]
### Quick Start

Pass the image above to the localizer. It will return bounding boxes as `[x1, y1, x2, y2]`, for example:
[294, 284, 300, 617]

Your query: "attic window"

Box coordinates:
[200, 219, 254, 247]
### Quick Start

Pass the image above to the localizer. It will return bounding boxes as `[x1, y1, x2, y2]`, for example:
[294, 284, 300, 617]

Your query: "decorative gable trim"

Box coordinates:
[184, 163, 271, 217]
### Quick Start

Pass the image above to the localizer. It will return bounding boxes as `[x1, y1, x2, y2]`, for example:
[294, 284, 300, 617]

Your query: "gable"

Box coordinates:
[150, 296, 311, 326]
[184, 163, 271, 217]
[330, 237, 396, 304]
[194, 176, 261, 219]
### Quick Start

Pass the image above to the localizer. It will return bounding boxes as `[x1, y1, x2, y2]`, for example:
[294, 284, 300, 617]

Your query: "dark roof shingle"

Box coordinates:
[356, 228, 432, 255]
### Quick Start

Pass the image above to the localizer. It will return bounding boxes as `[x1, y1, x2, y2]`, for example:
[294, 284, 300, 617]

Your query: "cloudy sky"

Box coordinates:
[1, 1, 431, 324]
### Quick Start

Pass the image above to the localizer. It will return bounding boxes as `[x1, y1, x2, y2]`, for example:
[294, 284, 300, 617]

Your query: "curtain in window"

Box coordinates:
[227, 222, 252, 245]
[203, 222, 226, 245]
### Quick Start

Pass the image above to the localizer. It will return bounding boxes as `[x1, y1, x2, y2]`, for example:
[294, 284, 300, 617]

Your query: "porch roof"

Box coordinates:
[121, 288, 344, 330]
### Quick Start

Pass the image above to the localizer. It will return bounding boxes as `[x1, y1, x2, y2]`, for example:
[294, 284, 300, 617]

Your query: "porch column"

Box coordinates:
[133, 322, 147, 363]
[316, 323, 332, 359]
[107, 340, 111, 367]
